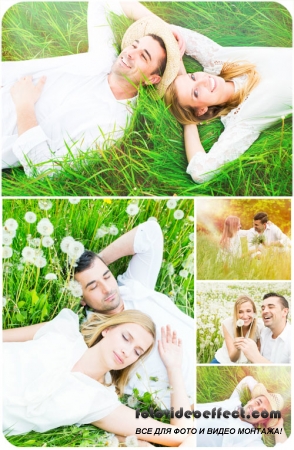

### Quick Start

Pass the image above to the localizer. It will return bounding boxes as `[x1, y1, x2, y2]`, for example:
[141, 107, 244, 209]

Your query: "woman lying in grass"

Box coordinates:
[164, 23, 292, 183]
[3, 309, 194, 447]
[211, 295, 263, 364]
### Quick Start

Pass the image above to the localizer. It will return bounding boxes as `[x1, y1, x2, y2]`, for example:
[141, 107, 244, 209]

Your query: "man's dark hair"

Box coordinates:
[148, 33, 167, 76]
[254, 212, 268, 223]
[263, 292, 289, 310]
[74, 250, 107, 274]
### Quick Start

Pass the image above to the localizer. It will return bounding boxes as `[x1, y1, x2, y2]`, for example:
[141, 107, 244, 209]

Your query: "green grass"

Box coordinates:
[197, 366, 291, 447]
[2, 1, 292, 196]
[197, 232, 291, 280]
[2, 198, 194, 446]
[196, 281, 291, 363]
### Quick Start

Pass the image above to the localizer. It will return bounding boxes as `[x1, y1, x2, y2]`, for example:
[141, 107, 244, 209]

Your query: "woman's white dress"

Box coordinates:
[176, 26, 292, 183]
[214, 317, 264, 363]
[3, 309, 120, 436]
[217, 229, 248, 264]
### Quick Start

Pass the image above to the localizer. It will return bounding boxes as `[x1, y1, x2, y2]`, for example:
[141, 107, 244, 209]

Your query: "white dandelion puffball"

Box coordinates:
[2, 297, 7, 307]
[189, 233, 195, 242]
[67, 280, 83, 297]
[38, 199, 53, 210]
[68, 198, 80, 204]
[174, 209, 184, 220]
[22, 246, 36, 263]
[67, 241, 84, 260]
[108, 436, 120, 447]
[2, 234, 13, 246]
[125, 435, 138, 447]
[31, 238, 41, 248]
[45, 273, 57, 281]
[95, 226, 109, 239]
[37, 218, 54, 236]
[179, 269, 189, 278]
[127, 395, 138, 408]
[42, 237, 54, 248]
[166, 199, 178, 209]
[109, 225, 119, 236]
[2, 246, 13, 259]
[34, 256, 47, 268]
[60, 236, 75, 253]
[24, 212, 37, 223]
[4, 218, 19, 232]
[236, 319, 245, 327]
[126, 203, 139, 216]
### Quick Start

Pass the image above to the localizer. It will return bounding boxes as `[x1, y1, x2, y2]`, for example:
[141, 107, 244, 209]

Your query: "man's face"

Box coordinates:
[243, 395, 271, 425]
[253, 219, 266, 233]
[112, 36, 165, 86]
[261, 296, 288, 329]
[74, 257, 123, 314]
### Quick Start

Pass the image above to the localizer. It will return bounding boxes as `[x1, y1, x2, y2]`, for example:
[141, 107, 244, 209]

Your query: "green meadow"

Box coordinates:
[2, 1, 292, 196]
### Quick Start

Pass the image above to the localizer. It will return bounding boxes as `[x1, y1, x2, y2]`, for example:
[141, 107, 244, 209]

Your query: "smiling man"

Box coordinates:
[74, 220, 194, 408]
[235, 293, 291, 364]
[2, 1, 180, 176]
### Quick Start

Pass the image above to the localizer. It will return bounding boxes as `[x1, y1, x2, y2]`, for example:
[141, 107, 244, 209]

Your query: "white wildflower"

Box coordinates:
[147, 216, 157, 222]
[174, 209, 184, 220]
[4, 218, 18, 232]
[24, 212, 37, 223]
[188, 216, 194, 222]
[37, 218, 54, 236]
[34, 256, 47, 268]
[31, 238, 41, 247]
[38, 200, 53, 211]
[127, 395, 138, 408]
[2, 246, 13, 259]
[3, 228, 16, 239]
[109, 225, 119, 236]
[2, 234, 13, 246]
[189, 232, 194, 242]
[67, 241, 84, 260]
[126, 204, 139, 216]
[108, 436, 120, 447]
[17, 264, 24, 271]
[179, 269, 188, 278]
[45, 273, 57, 281]
[95, 226, 109, 239]
[68, 198, 80, 204]
[60, 236, 75, 253]
[236, 319, 244, 327]
[22, 246, 36, 263]
[166, 199, 177, 209]
[2, 297, 7, 307]
[42, 237, 54, 248]
[125, 435, 138, 447]
[167, 263, 175, 275]
[67, 280, 83, 297]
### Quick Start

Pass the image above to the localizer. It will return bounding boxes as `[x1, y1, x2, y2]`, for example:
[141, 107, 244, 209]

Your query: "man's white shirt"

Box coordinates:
[260, 322, 291, 363]
[247, 222, 291, 252]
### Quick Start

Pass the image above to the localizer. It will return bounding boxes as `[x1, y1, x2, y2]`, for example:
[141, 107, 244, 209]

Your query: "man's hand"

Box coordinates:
[158, 325, 182, 370]
[10, 75, 46, 109]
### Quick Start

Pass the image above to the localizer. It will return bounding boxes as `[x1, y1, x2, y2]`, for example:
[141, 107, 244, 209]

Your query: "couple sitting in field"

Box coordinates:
[3, 221, 195, 446]
[2, 1, 292, 183]
[210, 292, 291, 364]
[218, 211, 291, 263]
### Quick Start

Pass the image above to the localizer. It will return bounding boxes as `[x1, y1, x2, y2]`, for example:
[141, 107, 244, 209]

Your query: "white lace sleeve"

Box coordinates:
[175, 26, 222, 70]
[186, 122, 260, 183]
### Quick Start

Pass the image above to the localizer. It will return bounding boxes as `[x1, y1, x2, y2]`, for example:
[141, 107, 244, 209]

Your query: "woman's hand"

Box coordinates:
[158, 325, 182, 370]
[169, 25, 186, 56]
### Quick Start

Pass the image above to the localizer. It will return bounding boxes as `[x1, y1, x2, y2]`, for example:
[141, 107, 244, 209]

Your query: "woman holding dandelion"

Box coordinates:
[3, 309, 194, 447]
[211, 295, 263, 364]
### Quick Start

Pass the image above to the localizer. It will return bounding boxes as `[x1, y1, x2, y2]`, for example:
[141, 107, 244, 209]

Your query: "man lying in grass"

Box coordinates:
[2, 1, 180, 177]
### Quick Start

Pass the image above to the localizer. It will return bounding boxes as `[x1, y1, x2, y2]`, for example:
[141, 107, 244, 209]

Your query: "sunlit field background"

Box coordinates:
[196, 281, 291, 364]
[196, 198, 291, 280]
[197, 366, 291, 447]
[2, 1, 292, 196]
[2, 198, 194, 446]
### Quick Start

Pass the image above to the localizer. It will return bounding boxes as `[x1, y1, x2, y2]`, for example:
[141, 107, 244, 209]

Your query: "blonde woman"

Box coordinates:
[211, 295, 264, 363]
[217, 215, 248, 265]
[164, 24, 292, 183]
[3, 309, 194, 446]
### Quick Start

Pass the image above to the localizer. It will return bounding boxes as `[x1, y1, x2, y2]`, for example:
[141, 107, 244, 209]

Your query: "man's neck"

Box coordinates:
[270, 321, 287, 339]
[108, 73, 138, 100]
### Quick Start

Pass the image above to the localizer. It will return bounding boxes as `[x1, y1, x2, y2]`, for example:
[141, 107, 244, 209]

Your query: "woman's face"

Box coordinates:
[237, 301, 255, 326]
[100, 323, 153, 370]
[174, 72, 228, 114]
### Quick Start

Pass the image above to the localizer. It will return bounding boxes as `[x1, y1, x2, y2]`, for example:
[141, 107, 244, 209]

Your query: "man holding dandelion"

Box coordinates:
[234, 293, 291, 364]
[2, 1, 180, 176]
[74, 220, 194, 408]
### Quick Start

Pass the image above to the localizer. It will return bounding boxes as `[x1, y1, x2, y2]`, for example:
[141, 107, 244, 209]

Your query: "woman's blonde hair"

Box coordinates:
[81, 310, 156, 396]
[233, 295, 257, 339]
[164, 61, 260, 125]
[220, 215, 240, 249]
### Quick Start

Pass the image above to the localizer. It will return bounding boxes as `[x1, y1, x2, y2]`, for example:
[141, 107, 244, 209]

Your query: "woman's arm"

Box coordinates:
[222, 324, 241, 363]
[3, 322, 46, 342]
[274, 418, 288, 444]
[184, 124, 206, 163]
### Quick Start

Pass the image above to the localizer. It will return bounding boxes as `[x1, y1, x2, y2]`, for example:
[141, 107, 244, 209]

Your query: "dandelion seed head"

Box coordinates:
[2, 234, 13, 246]
[24, 212, 37, 223]
[95, 226, 109, 239]
[37, 218, 54, 236]
[2, 246, 13, 259]
[179, 269, 188, 278]
[109, 225, 119, 236]
[126, 204, 140, 216]
[67, 280, 83, 297]
[67, 241, 85, 260]
[34, 256, 47, 268]
[4, 218, 19, 232]
[174, 209, 184, 220]
[166, 199, 177, 209]
[127, 395, 138, 408]
[45, 273, 58, 280]
[125, 435, 138, 447]
[60, 236, 75, 253]
[38, 200, 53, 211]
[42, 237, 54, 248]
[2, 297, 7, 307]
[68, 198, 80, 204]
[236, 319, 244, 327]
[22, 246, 36, 263]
